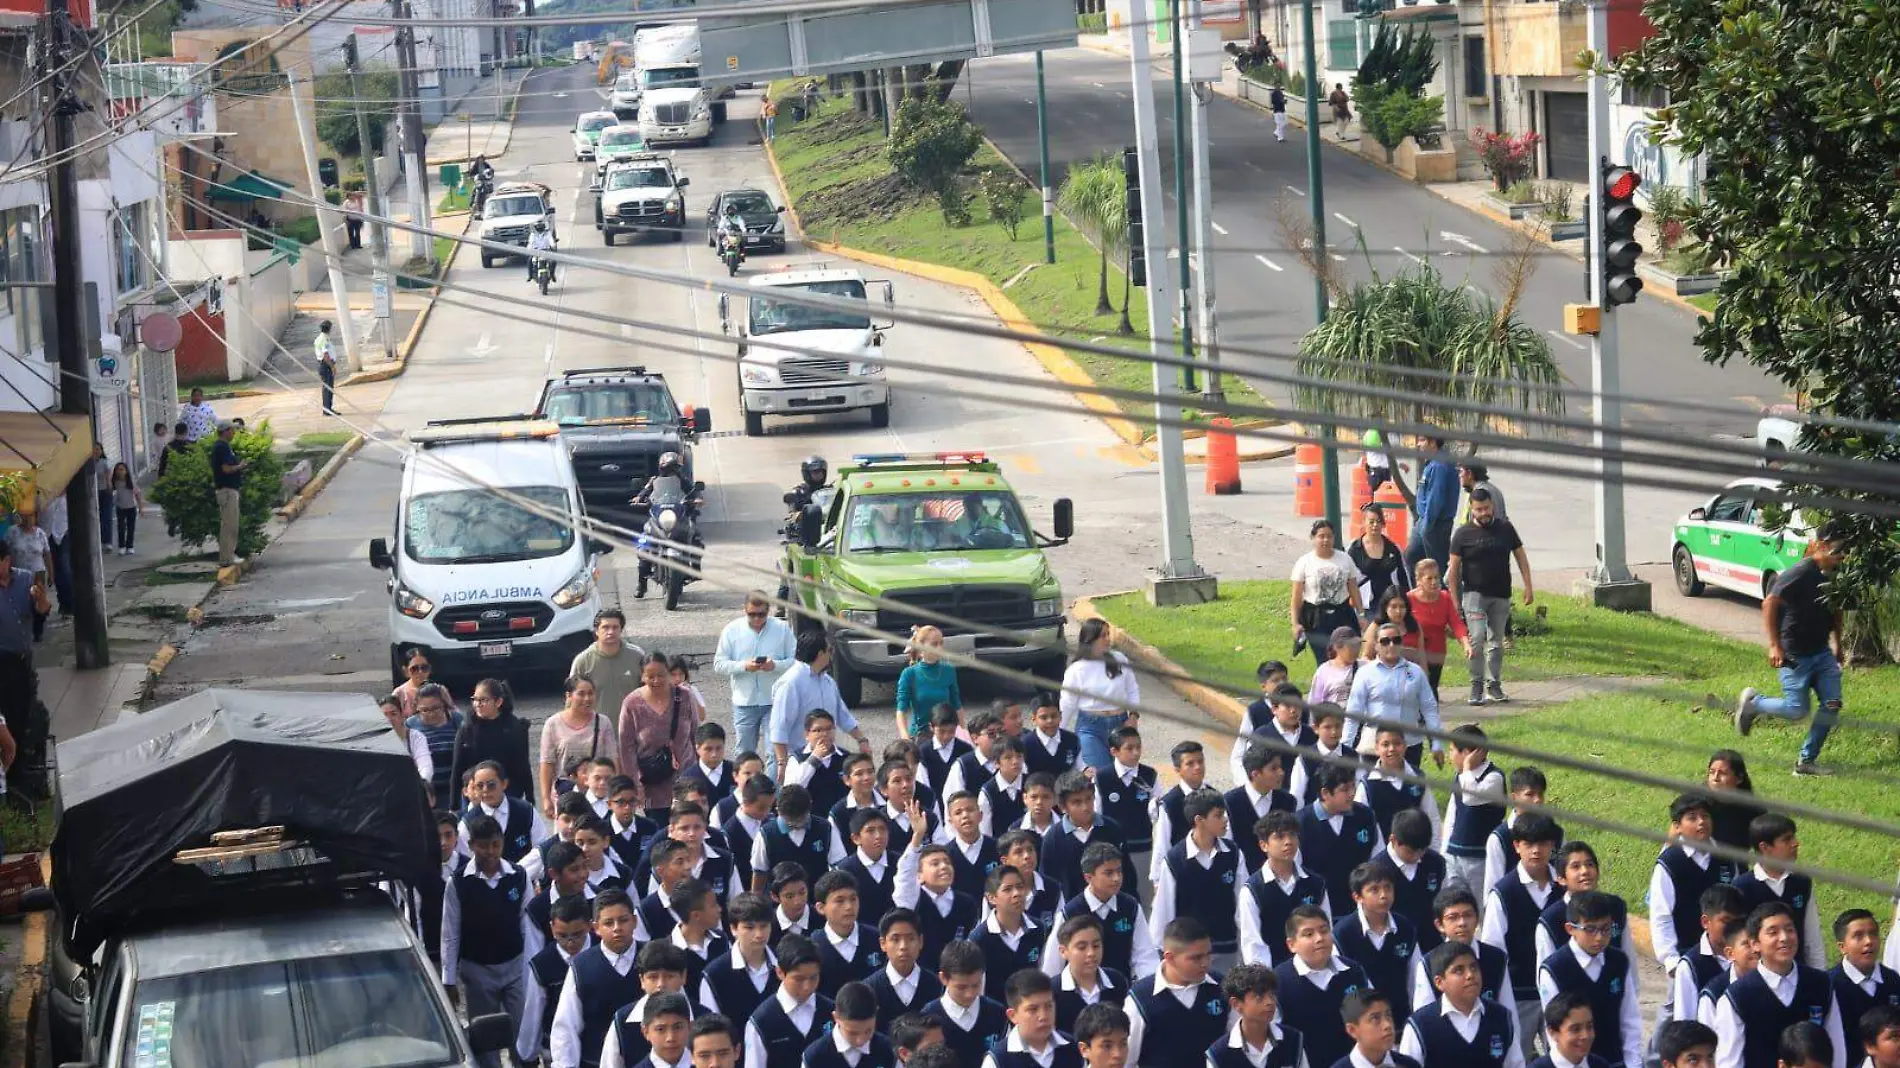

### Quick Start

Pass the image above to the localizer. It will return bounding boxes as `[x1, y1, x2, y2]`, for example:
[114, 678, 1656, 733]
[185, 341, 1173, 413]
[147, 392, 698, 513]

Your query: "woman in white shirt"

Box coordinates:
[1060, 617, 1141, 772]
[1288, 517, 1364, 668]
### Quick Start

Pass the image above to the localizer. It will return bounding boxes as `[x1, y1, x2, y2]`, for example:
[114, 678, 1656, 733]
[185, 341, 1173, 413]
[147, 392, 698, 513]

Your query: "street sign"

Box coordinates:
[140, 310, 182, 353]
[726, 55, 738, 71]
[373, 276, 393, 320]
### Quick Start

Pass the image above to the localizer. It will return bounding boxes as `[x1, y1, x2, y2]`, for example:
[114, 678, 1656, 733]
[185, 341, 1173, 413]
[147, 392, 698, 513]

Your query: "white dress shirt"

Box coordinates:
[699, 946, 775, 1016]
[980, 771, 1028, 836]
[1208, 1021, 1310, 1068]
[550, 942, 639, 1068]
[944, 755, 1000, 801]
[1535, 941, 1644, 1068]
[1479, 867, 1557, 954]
[1126, 973, 1219, 1066]
[440, 859, 536, 985]
[1408, 941, 1518, 1025]
[1397, 996, 1525, 1068]
[1353, 765, 1440, 844]
[458, 799, 553, 863]
[1747, 864, 1829, 970]
[882, 960, 923, 1004]
[600, 1009, 694, 1068]
[1060, 964, 1117, 1006]
[1040, 886, 1159, 978]
[827, 1025, 879, 1067]
[1149, 835, 1238, 940]
[1667, 934, 1717, 1020]
[749, 818, 848, 876]
[1712, 960, 1845, 1068]
[1237, 863, 1331, 966]
[744, 988, 820, 1068]
[1440, 762, 1505, 856]
[1482, 812, 1540, 895]
[982, 1028, 1074, 1068]
[1647, 846, 1717, 970]
[938, 992, 985, 1034]
[1059, 655, 1141, 724]
[518, 938, 585, 1063]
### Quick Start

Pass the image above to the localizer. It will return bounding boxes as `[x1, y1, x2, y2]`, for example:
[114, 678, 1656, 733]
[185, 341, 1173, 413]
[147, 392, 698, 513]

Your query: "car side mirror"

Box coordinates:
[587, 537, 615, 556]
[799, 504, 824, 548]
[18, 887, 52, 912]
[676, 176, 690, 188]
[1053, 498, 1074, 541]
[466, 1013, 514, 1055]
[369, 537, 392, 570]
[775, 204, 787, 214]
[692, 480, 706, 494]
[691, 408, 712, 434]
[1688, 507, 1707, 521]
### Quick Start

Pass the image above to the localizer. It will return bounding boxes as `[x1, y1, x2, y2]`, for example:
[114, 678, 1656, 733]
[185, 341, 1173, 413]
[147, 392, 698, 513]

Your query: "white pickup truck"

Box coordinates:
[721, 267, 895, 436]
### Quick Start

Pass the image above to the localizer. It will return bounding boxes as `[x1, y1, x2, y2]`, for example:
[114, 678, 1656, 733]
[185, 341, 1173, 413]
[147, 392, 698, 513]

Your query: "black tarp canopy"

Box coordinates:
[52, 689, 437, 959]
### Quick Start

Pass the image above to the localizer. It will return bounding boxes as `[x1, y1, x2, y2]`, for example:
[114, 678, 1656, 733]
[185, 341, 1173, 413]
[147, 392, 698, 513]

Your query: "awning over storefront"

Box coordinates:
[206, 169, 292, 202]
[0, 410, 95, 509]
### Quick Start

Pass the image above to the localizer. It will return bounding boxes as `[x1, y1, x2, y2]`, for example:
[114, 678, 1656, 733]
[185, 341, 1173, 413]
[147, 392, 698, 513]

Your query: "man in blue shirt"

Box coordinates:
[1403, 434, 1460, 575]
[715, 592, 798, 776]
[769, 630, 870, 776]
[0, 541, 48, 770]
[211, 420, 247, 567]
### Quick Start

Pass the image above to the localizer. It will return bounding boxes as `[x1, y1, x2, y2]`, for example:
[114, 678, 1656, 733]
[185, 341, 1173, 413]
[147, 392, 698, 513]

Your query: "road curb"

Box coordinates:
[761, 123, 1147, 449]
[338, 213, 468, 388]
[3, 889, 47, 1068]
[1071, 593, 1245, 730]
[277, 434, 366, 522]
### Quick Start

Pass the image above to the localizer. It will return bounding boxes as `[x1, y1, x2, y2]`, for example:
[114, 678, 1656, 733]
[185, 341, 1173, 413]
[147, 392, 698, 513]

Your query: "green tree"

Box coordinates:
[314, 71, 399, 159]
[1617, 1, 1900, 659]
[1058, 157, 1130, 330]
[980, 168, 1029, 241]
[151, 424, 286, 559]
[888, 96, 984, 225]
[1355, 23, 1438, 99]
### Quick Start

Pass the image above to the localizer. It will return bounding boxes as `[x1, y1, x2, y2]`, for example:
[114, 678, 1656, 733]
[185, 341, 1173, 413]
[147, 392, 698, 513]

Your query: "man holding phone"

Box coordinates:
[714, 591, 798, 776]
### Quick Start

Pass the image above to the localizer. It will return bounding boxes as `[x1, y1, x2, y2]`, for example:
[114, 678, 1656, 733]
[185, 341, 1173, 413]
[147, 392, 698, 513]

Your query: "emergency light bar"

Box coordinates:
[849, 452, 988, 466]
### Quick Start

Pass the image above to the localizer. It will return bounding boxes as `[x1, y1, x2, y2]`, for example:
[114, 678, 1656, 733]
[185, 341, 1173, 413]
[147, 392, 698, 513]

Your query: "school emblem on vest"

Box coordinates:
[1395, 941, 1410, 956]
[1109, 792, 1121, 803]
[1135, 788, 1151, 804]
[1608, 977, 1622, 995]
[508, 886, 522, 901]
[1028, 946, 1041, 962]
[1114, 917, 1133, 934]
[1808, 1006, 1825, 1024]
[1488, 1035, 1505, 1059]
[1792, 893, 1806, 909]
[1355, 828, 1370, 844]
[1221, 870, 1236, 885]
[1425, 875, 1439, 891]
[1205, 1000, 1223, 1016]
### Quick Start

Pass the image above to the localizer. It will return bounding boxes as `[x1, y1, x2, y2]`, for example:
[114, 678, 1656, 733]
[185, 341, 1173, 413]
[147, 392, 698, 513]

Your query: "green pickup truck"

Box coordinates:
[783, 452, 1074, 705]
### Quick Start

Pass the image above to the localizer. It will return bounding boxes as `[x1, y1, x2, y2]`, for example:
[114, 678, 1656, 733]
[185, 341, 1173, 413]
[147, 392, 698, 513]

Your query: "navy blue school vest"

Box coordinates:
[1129, 974, 1227, 1068]
[1722, 965, 1833, 1068]
[1653, 846, 1737, 951]
[1243, 869, 1328, 966]
[568, 945, 645, 1068]
[1540, 946, 1632, 1066]
[1538, 893, 1628, 957]
[609, 994, 701, 1068]
[1097, 765, 1158, 853]
[981, 776, 1028, 837]
[1054, 967, 1127, 1034]
[990, 1038, 1083, 1068]
[1489, 872, 1553, 999]
[804, 1032, 897, 1068]
[1405, 1000, 1516, 1068]
[949, 751, 1000, 802]
[792, 748, 851, 816]
[945, 834, 1002, 899]
[1444, 765, 1504, 859]
[1361, 769, 1429, 839]
[913, 888, 980, 972]
[971, 920, 1045, 1003]
[1161, 839, 1243, 952]
[1021, 729, 1083, 777]
[703, 950, 778, 1025]
[1326, 1056, 1420, 1068]
[1206, 1028, 1304, 1068]
[759, 815, 838, 886]
[1061, 892, 1144, 979]
[1297, 802, 1379, 915]
[464, 797, 537, 864]
[1732, 869, 1817, 959]
[867, 965, 943, 1027]
[527, 944, 570, 1053]
[837, 853, 897, 922]
[814, 924, 882, 999]
[678, 760, 736, 806]
[1830, 962, 1900, 1055]
[921, 995, 1008, 1068]
[453, 866, 528, 965]
[1156, 785, 1191, 851]
[1224, 786, 1296, 877]
[747, 993, 834, 1068]
[1040, 817, 1131, 901]
[1270, 959, 1368, 1068]
[1370, 851, 1447, 954]
[918, 740, 974, 800]
[1332, 911, 1419, 1026]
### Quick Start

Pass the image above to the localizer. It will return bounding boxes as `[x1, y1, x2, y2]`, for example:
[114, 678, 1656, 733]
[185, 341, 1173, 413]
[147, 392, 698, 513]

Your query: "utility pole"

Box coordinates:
[394, 0, 432, 263]
[345, 33, 397, 361]
[1130, 16, 1215, 608]
[1300, 0, 1340, 532]
[1035, 51, 1054, 265]
[43, 0, 108, 668]
[1166, 0, 1196, 392]
[1577, 0, 1649, 610]
[1186, 0, 1221, 405]
[287, 72, 363, 373]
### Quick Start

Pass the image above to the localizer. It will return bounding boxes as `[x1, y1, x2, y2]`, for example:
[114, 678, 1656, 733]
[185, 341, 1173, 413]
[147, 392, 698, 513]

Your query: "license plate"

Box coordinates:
[665, 126, 684, 135]
[479, 641, 513, 659]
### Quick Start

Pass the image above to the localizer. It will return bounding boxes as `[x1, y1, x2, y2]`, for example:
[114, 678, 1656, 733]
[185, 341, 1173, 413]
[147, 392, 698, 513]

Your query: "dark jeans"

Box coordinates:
[1302, 602, 1359, 666]
[1404, 519, 1453, 576]
[47, 536, 71, 615]
[346, 219, 362, 248]
[0, 651, 34, 743]
[117, 508, 137, 550]
[97, 490, 113, 543]
[319, 360, 336, 415]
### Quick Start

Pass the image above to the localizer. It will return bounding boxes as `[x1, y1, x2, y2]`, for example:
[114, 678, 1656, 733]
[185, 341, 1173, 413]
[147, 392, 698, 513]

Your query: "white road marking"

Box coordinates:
[1255, 254, 1283, 272]
[1395, 247, 1424, 265]
[1546, 329, 1588, 351]
[1212, 222, 1228, 235]
[1334, 212, 1358, 230]
[1440, 230, 1488, 254]
[1246, 161, 1265, 173]
[1092, 81, 1107, 89]
[620, 323, 635, 338]
[1330, 254, 1348, 262]
[1285, 185, 1305, 197]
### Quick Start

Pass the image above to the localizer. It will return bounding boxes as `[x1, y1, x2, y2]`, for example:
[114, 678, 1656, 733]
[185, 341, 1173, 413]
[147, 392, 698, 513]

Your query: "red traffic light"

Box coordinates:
[1605, 166, 1640, 201]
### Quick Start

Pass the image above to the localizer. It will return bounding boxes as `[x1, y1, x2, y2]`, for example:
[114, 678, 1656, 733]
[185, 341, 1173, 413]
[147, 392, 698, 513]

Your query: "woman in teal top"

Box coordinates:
[895, 624, 962, 738]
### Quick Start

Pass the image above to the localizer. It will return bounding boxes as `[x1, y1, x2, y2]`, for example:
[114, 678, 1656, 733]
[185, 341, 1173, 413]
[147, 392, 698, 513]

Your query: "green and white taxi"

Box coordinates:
[1671, 477, 1807, 600]
[572, 111, 617, 161]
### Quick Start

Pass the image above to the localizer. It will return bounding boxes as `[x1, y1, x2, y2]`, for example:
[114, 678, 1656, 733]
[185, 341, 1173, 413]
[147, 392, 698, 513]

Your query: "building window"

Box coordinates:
[0, 207, 45, 357]
[114, 200, 157, 296]
[1327, 19, 1358, 70]
[1463, 35, 1487, 99]
[1620, 82, 1669, 109]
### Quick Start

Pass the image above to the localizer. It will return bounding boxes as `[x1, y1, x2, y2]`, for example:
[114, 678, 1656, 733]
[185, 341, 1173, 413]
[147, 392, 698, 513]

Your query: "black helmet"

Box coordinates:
[800, 455, 828, 487]
[658, 451, 682, 476]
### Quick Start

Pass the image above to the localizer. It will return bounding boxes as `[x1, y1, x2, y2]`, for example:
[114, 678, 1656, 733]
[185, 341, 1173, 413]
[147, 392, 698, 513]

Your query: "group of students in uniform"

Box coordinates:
[419, 668, 1900, 1068]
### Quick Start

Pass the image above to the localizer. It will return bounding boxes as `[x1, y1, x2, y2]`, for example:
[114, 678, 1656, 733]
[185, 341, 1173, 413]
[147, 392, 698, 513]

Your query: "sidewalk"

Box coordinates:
[426, 67, 530, 168]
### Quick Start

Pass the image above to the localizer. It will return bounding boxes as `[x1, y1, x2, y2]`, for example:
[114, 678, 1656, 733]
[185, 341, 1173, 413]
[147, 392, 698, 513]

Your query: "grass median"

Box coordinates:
[1093, 579, 1900, 956]
[767, 93, 1263, 433]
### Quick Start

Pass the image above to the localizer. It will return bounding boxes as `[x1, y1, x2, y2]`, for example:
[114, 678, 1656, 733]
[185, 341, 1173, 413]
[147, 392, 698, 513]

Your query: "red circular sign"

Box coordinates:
[141, 311, 182, 353]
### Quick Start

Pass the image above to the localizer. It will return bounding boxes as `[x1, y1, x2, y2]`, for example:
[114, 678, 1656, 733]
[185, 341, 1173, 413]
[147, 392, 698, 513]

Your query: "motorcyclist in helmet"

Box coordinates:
[526, 218, 556, 284]
[776, 454, 832, 608]
[633, 450, 699, 510]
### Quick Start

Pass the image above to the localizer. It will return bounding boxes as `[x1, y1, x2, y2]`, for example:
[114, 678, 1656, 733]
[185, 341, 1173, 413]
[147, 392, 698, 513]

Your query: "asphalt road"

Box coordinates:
[156, 63, 1246, 776]
[962, 49, 1788, 438]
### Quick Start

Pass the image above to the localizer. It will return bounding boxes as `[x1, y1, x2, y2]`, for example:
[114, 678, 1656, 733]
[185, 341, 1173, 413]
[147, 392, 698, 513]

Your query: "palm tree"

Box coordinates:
[1058, 157, 1126, 319]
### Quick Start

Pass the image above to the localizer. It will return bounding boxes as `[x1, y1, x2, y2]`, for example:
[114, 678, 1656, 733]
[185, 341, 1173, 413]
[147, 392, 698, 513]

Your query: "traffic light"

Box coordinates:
[1122, 146, 1146, 288]
[1600, 160, 1644, 307]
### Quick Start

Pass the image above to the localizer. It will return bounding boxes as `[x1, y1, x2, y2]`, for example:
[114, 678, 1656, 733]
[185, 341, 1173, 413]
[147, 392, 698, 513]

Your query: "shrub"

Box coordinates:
[1539, 181, 1575, 220]
[1471, 129, 1541, 192]
[1504, 179, 1539, 205]
[979, 168, 1028, 240]
[1077, 11, 1106, 33]
[888, 96, 985, 226]
[323, 187, 343, 206]
[279, 215, 322, 245]
[150, 423, 286, 558]
[1646, 184, 1692, 251]
[1288, 70, 1306, 97]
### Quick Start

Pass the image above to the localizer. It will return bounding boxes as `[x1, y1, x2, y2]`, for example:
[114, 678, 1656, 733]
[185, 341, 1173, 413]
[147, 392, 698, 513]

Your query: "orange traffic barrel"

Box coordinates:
[1375, 481, 1410, 545]
[1205, 418, 1241, 495]
[1293, 443, 1323, 517]
[1348, 460, 1373, 538]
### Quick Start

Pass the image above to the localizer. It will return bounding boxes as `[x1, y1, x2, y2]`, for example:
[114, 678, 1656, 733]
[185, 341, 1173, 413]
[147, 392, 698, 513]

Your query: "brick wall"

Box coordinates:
[172, 297, 229, 385]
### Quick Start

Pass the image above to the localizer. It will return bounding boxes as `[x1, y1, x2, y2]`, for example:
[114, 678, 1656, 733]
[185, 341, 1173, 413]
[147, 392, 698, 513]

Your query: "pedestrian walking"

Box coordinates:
[0, 542, 46, 748]
[150, 421, 170, 465]
[453, 677, 533, 805]
[571, 609, 647, 737]
[1328, 83, 1352, 138]
[157, 421, 190, 479]
[89, 442, 112, 546]
[1402, 433, 1459, 575]
[444, 814, 534, 1068]
[1405, 558, 1470, 699]
[713, 592, 796, 774]
[1445, 488, 1533, 706]
[1289, 518, 1364, 667]
[110, 463, 142, 555]
[895, 624, 962, 741]
[314, 319, 338, 415]
[1346, 620, 1442, 768]
[618, 650, 700, 822]
[1060, 617, 1141, 772]
[763, 97, 779, 142]
[1349, 502, 1410, 610]
[1457, 463, 1506, 524]
[180, 387, 217, 442]
[345, 190, 365, 249]
[210, 420, 247, 567]
[1736, 522, 1849, 776]
[539, 674, 618, 817]
[5, 509, 52, 641]
[767, 631, 872, 777]
[408, 682, 464, 806]
[1268, 85, 1288, 142]
[37, 488, 70, 617]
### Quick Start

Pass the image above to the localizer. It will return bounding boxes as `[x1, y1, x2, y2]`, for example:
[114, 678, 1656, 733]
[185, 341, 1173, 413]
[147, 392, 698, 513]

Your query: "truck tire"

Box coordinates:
[603, 230, 615, 246]
[712, 101, 728, 124]
[744, 408, 765, 436]
[869, 401, 891, 428]
[833, 655, 864, 707]
[481, 253, 494, 268]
